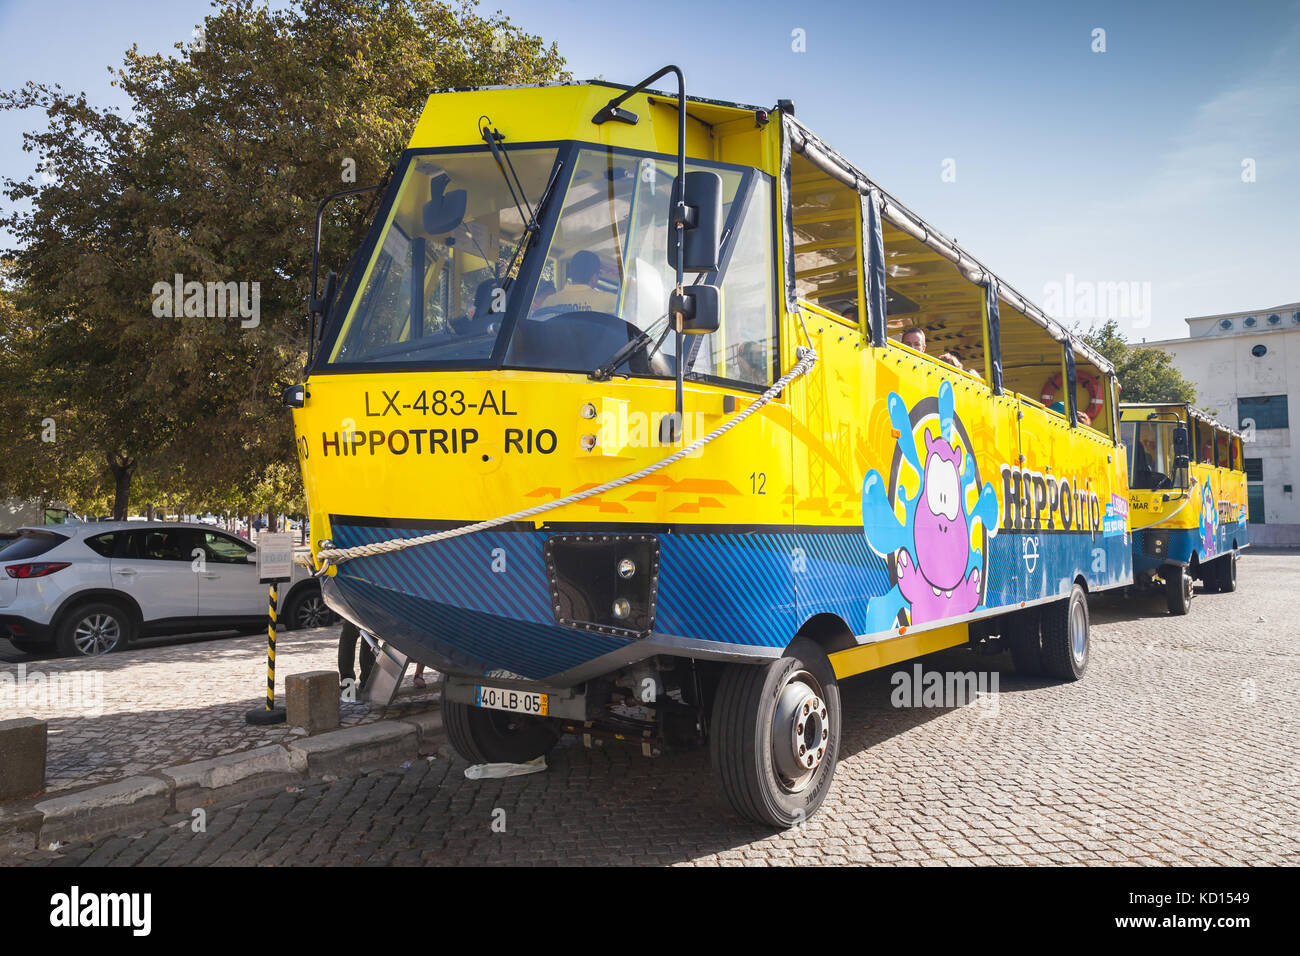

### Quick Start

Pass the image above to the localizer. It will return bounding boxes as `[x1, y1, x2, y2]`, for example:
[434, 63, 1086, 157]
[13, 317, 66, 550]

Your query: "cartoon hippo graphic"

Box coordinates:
[896, 432, 983, 623]
[1199, 481, 1217, 558]
[860, 380, 1000, 631]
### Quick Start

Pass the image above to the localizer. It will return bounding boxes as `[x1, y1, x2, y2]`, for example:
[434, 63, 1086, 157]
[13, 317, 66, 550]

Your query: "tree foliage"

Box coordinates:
[1079, 319, 1198, 405]
[1, 0, 567, 518]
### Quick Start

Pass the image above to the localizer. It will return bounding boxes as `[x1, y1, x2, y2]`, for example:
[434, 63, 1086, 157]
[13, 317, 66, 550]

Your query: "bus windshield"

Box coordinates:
[323, 144, 777, 388]
[1122, 419, 1184, 491]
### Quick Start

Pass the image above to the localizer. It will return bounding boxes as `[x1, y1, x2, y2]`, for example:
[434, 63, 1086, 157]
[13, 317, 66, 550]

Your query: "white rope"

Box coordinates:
[305, 346, 818, 572]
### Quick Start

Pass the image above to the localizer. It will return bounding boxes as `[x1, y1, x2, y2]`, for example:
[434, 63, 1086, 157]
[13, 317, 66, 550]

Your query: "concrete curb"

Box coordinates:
[286, 721, 419, 777]
[0, 704, 444, 856]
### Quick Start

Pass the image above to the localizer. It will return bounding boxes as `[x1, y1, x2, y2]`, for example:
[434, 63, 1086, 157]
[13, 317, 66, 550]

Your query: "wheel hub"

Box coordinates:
[1070, 600, 1087, 663]
[772, 673, 830, 791]
[74, 614, 120, 655]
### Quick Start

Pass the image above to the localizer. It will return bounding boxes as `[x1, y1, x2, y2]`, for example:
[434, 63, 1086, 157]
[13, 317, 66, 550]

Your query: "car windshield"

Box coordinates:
[322, 144, 777, 388]
[1123, 419, 1183, 490]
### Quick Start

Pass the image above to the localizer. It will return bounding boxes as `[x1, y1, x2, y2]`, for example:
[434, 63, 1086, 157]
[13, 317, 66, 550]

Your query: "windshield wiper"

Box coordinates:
[480, 119, 562, 288]
[589, 315, 673, 381]
[587, 224, 732, 382]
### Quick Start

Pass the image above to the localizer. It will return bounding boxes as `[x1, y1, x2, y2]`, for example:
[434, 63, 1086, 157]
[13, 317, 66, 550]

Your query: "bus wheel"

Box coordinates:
[1039, 584, 1090, 681]
[1165, 565, 1192, 615]
[1006, 608, 1043, 676]
[1215, 552, 1238, 593]
[442, 700, 560, 766]
[710, 637, 841, 828]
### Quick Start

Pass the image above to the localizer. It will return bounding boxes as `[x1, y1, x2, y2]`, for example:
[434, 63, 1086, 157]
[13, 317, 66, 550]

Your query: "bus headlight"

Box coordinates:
[616, 558, 637, 579]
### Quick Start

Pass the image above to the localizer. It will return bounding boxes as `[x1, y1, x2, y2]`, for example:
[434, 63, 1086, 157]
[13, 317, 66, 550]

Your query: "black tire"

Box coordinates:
[1040, 583, 1089, 681]
[1005, 608, 1044, 676]
[282, 585, 339, 630]
[442, 699, 561, 765]
[1216, 552, 1238, 593]
[54, 601, 135, 658]
[710, 637, 841, 828]
[1165, 564, 1192, 615]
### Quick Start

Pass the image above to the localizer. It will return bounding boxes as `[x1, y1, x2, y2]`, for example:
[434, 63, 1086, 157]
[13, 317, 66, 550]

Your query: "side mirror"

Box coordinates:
[668, 171, 722, 273]
[1172, 425, 1189, 457]
[1175, 454, 1190, 470]
[423, 173, 467, 235]
[670, 284, 721, 335]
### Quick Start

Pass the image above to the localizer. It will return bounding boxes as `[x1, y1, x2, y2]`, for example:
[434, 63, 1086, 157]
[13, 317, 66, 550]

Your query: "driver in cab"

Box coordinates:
[546, 250, 616, 313]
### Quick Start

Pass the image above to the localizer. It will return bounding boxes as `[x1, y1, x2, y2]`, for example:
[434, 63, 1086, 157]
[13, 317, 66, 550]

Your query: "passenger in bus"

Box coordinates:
[547, 250, 616, 313]
[450, 278, 504, 336]
[900, 325, 964, 371]
[730, 340, 768, 385]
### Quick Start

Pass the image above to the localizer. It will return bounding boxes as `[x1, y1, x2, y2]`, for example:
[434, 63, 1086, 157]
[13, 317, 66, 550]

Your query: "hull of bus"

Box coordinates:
[294, 339, 1131, 688]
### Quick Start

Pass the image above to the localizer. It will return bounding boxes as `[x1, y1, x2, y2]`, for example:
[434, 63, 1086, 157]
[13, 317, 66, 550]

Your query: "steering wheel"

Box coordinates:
[518, 309, 674, 377]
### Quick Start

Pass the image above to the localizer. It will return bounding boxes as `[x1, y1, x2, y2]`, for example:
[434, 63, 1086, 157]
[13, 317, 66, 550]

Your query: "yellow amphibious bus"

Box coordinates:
[289, 68, 1132, 826]
[1120, 403, 1248, 613]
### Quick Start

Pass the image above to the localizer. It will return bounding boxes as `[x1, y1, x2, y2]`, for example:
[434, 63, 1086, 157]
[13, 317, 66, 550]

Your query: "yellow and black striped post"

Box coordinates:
[245, 582, 287, 725]
[265, 584, 278, 708]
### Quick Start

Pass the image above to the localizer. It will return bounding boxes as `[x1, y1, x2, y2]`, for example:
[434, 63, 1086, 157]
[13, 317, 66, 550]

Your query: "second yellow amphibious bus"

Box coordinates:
[290, 69, 1132, 826]
[1120, 403, 1248, 613]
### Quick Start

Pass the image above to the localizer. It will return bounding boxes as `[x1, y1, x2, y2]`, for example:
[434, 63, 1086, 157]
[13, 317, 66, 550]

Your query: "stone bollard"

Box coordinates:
[0, 717, 47, 801]
[285, 671, 341, 735]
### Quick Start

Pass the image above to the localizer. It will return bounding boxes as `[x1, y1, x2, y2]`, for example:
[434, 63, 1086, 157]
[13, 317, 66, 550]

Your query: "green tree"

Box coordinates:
[1079, 319, 1197, 405]
[1, 0, 567, 518]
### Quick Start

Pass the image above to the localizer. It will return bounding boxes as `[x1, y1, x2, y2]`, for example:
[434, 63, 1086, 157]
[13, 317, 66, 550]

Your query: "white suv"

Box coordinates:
[0, 521, 336, 657]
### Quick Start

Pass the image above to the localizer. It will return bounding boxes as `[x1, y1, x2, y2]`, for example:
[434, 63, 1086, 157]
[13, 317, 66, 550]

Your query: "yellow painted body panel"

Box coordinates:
[830, 622, 969, 680]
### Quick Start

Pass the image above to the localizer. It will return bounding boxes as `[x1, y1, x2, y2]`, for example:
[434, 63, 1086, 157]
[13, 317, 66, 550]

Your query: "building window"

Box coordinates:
[1244, 457, 1263, 482]
[1247, 485, 1265, 524]
[1244, 316, 1257, 327]
[1239, 395, 1289, 430]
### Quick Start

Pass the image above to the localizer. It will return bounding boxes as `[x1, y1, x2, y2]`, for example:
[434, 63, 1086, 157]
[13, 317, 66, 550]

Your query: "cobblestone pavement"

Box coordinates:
[0, 627, 438, 793]
[11, 552, 1299, 866]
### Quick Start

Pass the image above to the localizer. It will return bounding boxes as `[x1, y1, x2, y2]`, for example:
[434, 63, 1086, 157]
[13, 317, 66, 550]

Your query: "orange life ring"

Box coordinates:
[1041, 371, 1104, 413]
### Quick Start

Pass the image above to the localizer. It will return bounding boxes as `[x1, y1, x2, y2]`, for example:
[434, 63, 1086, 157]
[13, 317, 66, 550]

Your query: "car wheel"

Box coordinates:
[1165, 565, 1192, 615]
[1039, 583, 1089, 681]
[55, 602, 134, 658]
[710, 636, 841, 828]
[283, 586, 339, 630]
[443, 699, 561, 765]
[1217, 552, 1238, 593]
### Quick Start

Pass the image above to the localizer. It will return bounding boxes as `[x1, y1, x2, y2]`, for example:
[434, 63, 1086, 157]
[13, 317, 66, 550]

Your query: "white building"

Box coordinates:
[1138, 302, 1300, 546]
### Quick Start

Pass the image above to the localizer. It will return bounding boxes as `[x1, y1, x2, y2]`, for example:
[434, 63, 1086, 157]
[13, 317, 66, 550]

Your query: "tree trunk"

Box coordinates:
[107, 452, 137, 521]
[268, 512, 278, 533]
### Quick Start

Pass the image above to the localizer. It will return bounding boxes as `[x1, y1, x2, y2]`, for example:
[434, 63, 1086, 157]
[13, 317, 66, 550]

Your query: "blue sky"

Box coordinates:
[2, 0, 1297, 341]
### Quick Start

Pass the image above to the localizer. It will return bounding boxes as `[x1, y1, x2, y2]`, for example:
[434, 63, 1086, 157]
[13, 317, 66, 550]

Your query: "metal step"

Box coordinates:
[360, 635, 409, 706]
